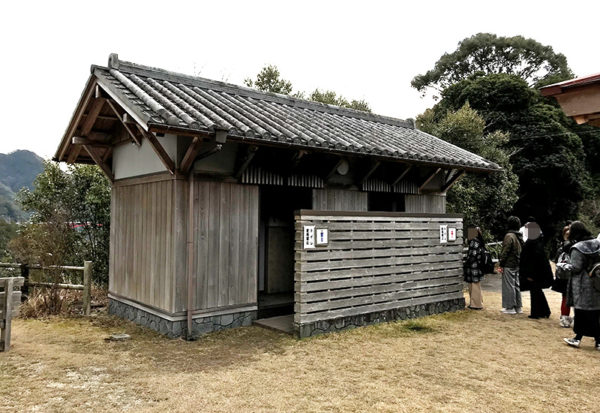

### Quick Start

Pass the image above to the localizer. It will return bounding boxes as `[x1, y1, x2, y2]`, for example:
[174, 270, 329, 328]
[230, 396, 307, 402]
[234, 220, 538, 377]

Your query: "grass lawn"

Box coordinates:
[1, 287, 599, 412]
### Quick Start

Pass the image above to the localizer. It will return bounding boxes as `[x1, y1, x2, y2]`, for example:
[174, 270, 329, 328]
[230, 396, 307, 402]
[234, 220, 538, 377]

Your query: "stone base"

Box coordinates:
[295, 298, 465, 338]
[108, 298, 257, 338]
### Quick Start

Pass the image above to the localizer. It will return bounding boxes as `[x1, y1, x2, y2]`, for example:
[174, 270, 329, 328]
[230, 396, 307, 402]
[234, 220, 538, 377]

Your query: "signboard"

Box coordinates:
[316, 228, 328, 245]
[303, 225, 315, 249]
[448, 227, 456, 241]
[440, 225, 448, 244]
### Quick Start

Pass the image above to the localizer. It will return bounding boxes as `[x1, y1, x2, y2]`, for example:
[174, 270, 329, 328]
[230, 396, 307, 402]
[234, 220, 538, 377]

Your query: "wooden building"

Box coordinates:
[541, 73, 600, 126]
[54, 54, 500, 338]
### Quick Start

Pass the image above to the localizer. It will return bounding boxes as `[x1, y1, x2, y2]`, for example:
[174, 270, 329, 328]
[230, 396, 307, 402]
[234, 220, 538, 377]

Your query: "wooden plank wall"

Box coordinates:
[110, 178, 176, 312]
[188, 181, 259, 312]
[312, 188, 368, 211]
[405, 194, 446, 214]
[294, 212, 463, 325]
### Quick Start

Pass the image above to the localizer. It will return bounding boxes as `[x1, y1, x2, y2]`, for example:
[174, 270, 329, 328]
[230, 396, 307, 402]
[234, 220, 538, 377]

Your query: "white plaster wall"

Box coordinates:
[113, 134, 178, 180]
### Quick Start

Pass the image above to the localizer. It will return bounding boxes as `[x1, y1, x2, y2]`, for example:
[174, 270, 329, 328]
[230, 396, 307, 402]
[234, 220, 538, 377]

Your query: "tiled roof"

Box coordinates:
[540, 72, 600, 97]
[89, 54, 499, 172]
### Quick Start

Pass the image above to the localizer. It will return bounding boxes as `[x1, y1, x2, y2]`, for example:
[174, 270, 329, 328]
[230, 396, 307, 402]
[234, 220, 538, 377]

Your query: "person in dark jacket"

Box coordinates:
[499, 216, 524, 314]
[519, 221, 553, 319]
[464, 227, 486, 309]
[556, 221, 600, 350]
[552, 222, 573, 327]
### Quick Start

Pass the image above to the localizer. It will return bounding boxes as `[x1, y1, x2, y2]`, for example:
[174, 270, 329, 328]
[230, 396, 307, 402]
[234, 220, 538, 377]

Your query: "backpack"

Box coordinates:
[481, 247, 495, 274]
[587, 252, 600, 292]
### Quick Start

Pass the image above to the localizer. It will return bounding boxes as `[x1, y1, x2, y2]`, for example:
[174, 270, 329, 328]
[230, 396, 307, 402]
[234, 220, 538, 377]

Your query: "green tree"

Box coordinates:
[244, 64, 293, 94]
[14, 162, 111, 284]
[309, 89, 371, 112]
[422, 73, 591, 237]
[0, 218, 17, 261]
[417, 104, 518, 237]
[412, 33, 573, 96]
[245, 65, 372, 112]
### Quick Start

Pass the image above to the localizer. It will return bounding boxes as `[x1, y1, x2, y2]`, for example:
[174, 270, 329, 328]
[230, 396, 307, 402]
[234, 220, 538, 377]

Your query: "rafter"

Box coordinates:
[441, 170, 465, 193]
[80, 97, 106, 137]
[83, 145, 114, 182]
[180, 137, 202, 174]
[418, 168, 441, 193]
[58, 80, 97, 161]
[392, 165, 413, 187]
[66, 146, 82, 164]
[234, 145, 259, 179]
[72, 136, 111, 148]
[360, 161, 381, 184]
[106, 99, 142, 146]
[139, 128, 176, 174]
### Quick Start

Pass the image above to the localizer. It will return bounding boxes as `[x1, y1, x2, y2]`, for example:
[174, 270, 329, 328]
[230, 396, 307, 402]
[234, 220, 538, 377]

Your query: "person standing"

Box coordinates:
[552, 222, 573, 327]
[556, 221, 600, 350]
[520, 221, 553, 319]
[464, 227, 485, 310]
[499, 216, 524, 314]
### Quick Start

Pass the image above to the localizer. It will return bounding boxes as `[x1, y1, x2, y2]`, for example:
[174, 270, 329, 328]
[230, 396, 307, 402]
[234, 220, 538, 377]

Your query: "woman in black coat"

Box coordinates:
[520, 221, 553, 319]
[556, 221, 600, 350]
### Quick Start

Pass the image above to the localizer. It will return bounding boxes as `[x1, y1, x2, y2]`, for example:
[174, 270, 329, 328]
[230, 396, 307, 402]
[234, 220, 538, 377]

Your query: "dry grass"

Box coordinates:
[1, 287, 600, 412]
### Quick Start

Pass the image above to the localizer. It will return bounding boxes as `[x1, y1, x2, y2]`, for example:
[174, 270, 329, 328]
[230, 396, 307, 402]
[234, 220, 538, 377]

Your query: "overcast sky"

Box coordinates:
[1, 0, 598, 159]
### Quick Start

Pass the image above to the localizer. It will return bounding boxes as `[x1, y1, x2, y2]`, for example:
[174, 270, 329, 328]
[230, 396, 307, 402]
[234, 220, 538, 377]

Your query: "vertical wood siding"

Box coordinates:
[405, 194, 446, 213]
[189, 181, 259, 312]
[312, 188, 368, 211]
[294, 213, 463, 325]
[110, 179, 175, 312]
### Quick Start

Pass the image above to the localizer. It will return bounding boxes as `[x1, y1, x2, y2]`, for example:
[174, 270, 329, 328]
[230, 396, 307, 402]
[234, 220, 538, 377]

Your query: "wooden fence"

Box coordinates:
[1, 277, 24, 352]
[294, 211, 464, 334]
[0, 261, 92, 315]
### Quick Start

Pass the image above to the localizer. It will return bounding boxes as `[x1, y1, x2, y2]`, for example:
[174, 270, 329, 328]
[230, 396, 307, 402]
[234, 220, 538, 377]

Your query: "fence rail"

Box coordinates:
[0, 261, 92, 316]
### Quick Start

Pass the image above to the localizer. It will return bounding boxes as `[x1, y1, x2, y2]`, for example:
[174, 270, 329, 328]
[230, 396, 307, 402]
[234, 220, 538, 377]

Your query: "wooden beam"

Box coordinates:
[102, 147, 113, 163]
[58, 80, 97, 161]
[360, 161, 381, 184]
[180, 137, 201, 174]
[83, 145, 114, 182]
[82, 114, 119, 121]
[290, 150, 307, 168]
[418, 168, 442, 193]
[80, 97, 106, 136]
[72, 136, 111, 148]
[66, 146, 82, 164]
[105, 99, 142, 146]
[392, 165, 413, 186]
[140, 128, 176, 174]
[441, 170, 465, 193]
[234, 145, 259, 179]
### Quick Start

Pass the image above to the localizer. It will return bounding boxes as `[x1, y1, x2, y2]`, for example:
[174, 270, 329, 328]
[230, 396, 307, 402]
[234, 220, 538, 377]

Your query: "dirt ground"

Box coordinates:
[1, 277, 599, 412]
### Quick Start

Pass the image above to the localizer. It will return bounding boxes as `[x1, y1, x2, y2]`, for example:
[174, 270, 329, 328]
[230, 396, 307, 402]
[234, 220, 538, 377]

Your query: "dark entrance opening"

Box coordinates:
[258, 186, 312, 319]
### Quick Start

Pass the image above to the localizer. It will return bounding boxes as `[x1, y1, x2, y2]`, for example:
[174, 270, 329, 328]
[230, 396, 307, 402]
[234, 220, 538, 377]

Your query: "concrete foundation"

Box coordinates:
[108, 298, 257, 338]
[294, 298, 465, 338]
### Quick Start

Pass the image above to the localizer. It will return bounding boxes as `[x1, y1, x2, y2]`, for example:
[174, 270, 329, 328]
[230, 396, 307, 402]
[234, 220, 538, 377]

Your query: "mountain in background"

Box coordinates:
[0, 150, 45, 221]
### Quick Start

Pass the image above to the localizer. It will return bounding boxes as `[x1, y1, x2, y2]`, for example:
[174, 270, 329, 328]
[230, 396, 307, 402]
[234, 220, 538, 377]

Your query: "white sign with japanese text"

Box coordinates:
[440, 225, 448, 244]
[316, 228, 328, 245]
[303, 225, 315, 249]
[448, 227, 456, 241]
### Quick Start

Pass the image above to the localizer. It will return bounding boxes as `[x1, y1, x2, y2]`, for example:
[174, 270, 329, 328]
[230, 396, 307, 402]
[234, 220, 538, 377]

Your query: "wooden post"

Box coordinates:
[1, 278, 14, 351]
[83, 261, 92, 316]
[20, 264, 29, 302]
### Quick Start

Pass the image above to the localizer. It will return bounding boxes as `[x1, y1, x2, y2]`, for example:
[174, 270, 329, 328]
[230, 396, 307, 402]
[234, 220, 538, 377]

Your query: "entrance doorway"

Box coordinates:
[257, 186, 312, 319]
